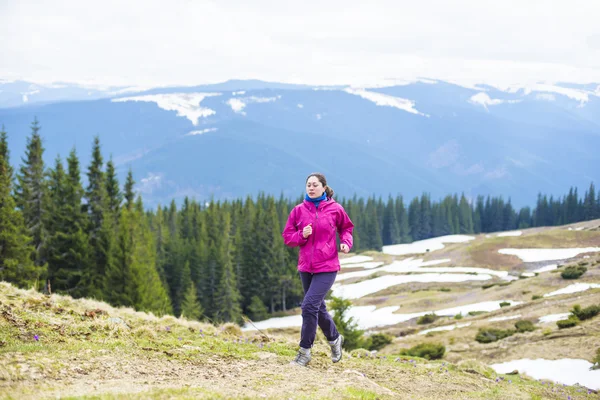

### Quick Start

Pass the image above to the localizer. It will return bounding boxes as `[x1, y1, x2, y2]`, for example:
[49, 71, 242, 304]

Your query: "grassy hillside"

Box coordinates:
[1, 282, 596, 399]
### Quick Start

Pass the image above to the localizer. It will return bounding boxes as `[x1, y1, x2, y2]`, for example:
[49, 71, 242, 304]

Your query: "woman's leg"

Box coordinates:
[317, 296, 340, 342]
[298, 271, 338, 349]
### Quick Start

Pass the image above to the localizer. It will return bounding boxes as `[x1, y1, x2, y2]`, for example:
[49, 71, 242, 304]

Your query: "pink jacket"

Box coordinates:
[282, 198, 354, 273]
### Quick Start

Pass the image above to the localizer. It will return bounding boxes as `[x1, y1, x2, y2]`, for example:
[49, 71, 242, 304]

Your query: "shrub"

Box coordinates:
[439, 287, 451, 292]
[561, 265, 587, 279]
[468, 311, 487, 316]
[247, 295, 269, 321]
[330, 296, 364, 351]
[417, 313, 438, 325]
[499, 301, 511, 308]
[593, 348, 600, 370]
[532, 295, 542, 300]
[219, 322, 242, 336]
[454, 313, 463, 320]
[399, 343, 446, 360]
[475, 328, 514, 343]
[556, 317, 579, 329]
[365, 333, 394, 351]
[482, 283, 497, 290]
[514, 320, 535, 333]
[542, 328, 552, 336]
[570, 304, 600, 321]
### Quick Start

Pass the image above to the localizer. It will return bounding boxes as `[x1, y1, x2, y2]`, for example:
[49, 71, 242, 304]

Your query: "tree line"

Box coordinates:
[1, 120, 599, 323]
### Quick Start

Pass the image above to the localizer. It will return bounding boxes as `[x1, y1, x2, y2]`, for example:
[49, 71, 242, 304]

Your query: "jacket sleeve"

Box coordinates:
[337, 206, 354, 249]
[282, 207, 309, 247]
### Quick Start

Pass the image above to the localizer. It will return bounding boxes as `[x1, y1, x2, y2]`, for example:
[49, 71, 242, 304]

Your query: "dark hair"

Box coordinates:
[306, 172, 334, 198]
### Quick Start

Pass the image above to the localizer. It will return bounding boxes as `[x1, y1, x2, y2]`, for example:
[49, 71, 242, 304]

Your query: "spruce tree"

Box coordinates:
[214, 213, 242, 323]
[131, 197, 173, 315]
[181, 282, 203, 320]
[382, 196, 400, 245]
[15, 118, 48, 270]
[0, 127, 39, 288]
[105, 156, 122, 217]
[82, 136, 112, 299]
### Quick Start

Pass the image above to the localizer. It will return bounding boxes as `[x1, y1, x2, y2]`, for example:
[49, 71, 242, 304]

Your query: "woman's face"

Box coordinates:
[306, 176, 325, 198]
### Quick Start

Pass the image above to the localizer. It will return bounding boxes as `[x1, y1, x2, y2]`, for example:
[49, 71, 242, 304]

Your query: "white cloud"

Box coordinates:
[112, 93, 220, 125]
[4, 1, 600, 88]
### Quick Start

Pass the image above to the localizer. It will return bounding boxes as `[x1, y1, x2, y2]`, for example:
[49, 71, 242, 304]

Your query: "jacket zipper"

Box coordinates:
[310, 205, 318, 269]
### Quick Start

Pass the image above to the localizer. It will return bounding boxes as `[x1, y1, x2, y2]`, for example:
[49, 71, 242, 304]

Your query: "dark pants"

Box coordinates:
[299, 271, 340, 349]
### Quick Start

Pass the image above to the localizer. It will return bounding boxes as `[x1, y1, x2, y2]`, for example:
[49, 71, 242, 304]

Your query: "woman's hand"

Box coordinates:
[302, 224, 313, 238]
[340, 243, 350, 253]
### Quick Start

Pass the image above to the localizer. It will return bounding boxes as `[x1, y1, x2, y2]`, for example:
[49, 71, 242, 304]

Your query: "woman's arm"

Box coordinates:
[282, 207, 309, 247]
[337, 206, 354, 250]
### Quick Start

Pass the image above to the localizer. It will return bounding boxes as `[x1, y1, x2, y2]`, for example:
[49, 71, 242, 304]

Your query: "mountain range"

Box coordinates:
[1, 78, 599, 208]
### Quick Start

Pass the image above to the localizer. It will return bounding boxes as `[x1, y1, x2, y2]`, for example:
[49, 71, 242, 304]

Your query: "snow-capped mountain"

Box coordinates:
[1, 79, 599, 207]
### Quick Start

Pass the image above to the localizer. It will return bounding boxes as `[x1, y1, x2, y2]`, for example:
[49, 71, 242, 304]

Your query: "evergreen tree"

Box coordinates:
[124, 168, 135, 210]
[105, 156, 122, 217]
[395, 195, 410, 242]
[131, 197, 173, 315]
[458, 194, 473, 233]
[382, 196, 400, 245]
[106, 206, 136, 307]
[0, 127, 39, 288]
[408, 197, 421, 240]
[214, 213, 242, 323]
[82, 136, 112, 299]
[14, 118, 48, 270]
[181, 282, 203, 320]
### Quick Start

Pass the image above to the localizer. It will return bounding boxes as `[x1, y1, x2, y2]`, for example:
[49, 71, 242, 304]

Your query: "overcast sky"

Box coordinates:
[2, 0, 600, 88]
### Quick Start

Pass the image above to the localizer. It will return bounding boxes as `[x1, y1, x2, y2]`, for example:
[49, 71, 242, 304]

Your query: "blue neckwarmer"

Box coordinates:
[305, 193, 327, 209]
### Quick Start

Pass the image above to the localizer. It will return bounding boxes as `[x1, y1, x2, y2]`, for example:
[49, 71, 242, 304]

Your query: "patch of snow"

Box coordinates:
[186, 128, 218, 136]
[575, 227, 584, 231]
[226, 95, 281, 115]
[543, 283, 600, 297]
[521, 272, 536, 277]
[244, 300, 520, 331]
[490, 359, 600, 390]
[497, 231, 522, 237]
[383, 235, 475, 256]
[469, 93, 521, 110]
[337, 258, 449, 282]
[332, 273, 493, 299]
[531, 264, 558, 274]
[493, 83, 592, 105]
[485, 235, 492, 238]
[340, 255, 374, 265]
[343, 88, 429, 117]
[502, 275, 519, 282]
[419, 322, 471, 335]
[538, 313, 571, 323]
[112, 93, 220, 125]
[498, 248, 600, 262]
[242, 314, 301, 331]
[488, 314, 522, 322]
